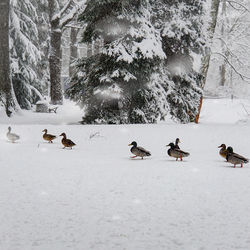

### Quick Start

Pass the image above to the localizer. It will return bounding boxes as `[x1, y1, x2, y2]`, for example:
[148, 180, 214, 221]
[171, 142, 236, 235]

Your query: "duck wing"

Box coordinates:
[137, 146, 151, 156]
[66, 139, 76, 146]
[232, 152, 249, 163]
[48, 134, 57, 139]
[175, 148, 190, 157]
[9, 133, 20, 140]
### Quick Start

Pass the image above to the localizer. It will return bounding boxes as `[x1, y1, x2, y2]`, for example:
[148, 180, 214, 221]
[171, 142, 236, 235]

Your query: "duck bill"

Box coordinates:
[218, 145, 222, 148]
[128, 144, 132, 146]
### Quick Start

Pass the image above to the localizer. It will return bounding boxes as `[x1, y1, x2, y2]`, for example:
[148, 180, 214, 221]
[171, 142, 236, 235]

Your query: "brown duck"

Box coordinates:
[42, 129, 56, 143]
[218, 144, 227, 159]
[60, 133, 76, 149]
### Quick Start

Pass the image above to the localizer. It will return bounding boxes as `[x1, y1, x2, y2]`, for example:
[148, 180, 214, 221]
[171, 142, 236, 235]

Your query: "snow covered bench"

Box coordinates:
[36, 101, 58, 113]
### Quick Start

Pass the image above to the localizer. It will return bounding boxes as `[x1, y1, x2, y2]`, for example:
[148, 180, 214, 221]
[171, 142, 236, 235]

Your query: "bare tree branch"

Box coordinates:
[58, 0, 73, 19]
[213, 52, 250, 81]
[60, 1, 86, 29]
[226, 0, 250, 12]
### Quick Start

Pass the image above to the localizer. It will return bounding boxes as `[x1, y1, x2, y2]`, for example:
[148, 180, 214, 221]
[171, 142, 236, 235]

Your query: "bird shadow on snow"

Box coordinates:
[162, 159, 189, 163]
[6, 140, 20, 144]
[126, 157, 153, 161]
[219, 164, 247, 169]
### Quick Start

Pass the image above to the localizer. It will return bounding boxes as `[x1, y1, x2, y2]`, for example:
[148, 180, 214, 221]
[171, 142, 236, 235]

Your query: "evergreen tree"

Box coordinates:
[0, 0, 19, 116]
[151, 0, 205, 122]
[68, 0, 206, 124]
[10, 0, 44, 109]
[67, 0, 165, 124]
[36, 0, 50, 96]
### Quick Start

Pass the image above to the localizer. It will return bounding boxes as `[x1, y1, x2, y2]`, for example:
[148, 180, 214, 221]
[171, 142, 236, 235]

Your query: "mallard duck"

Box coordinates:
[226, 146, 248, 168]
[167, 142, 190, 161]
[128, 141, 151, 159]
[7, 126, 20, 143]
[218, 143, 227, 159]
[175, 138, 180, 149]
[60, 133, 76, 149]
[42, 129, 56, 143]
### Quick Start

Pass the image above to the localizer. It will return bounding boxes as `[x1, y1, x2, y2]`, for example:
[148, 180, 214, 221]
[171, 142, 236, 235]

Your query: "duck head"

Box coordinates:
[128, 141, 137, 147]
[42, 129, 47, 133]
[167, 143, 175, 148]
[226, 146, 234, 153]
[218, 143, 226, 149]
[60, 133, 66, 138]
[8, 126, 11, 132]
[175, 138, 180, 144]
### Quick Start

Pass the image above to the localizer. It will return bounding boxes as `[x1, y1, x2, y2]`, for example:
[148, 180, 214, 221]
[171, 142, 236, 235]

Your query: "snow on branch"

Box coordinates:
[60, 0, 86, 29]
[226, 1, 250, 12]
[213, 52, 250, 81]
[58, 0, 74, 18]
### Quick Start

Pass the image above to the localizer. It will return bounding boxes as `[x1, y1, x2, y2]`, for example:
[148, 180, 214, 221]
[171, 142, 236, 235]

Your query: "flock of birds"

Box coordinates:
[6, 127, 249, 168]
[128, 138, 249, 168]
[7, 127, 76, 149]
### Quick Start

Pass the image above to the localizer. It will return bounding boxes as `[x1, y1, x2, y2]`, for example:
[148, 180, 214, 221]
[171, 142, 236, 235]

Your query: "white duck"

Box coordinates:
[7, 126, 20, 143]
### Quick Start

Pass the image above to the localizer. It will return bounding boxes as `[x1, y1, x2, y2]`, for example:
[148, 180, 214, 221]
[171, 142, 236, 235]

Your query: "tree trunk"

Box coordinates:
[0, 0, 18, 116]
[49, 0, 63, 105]
[94, 39, 101, 55]
[69, 27, 79, 78]
[219, 0, 226, 86]
[195, 0, 221, 123]
[87, 42, 93, 57]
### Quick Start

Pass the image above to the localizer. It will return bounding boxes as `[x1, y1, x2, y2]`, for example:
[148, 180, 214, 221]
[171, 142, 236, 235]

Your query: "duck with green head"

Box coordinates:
[167, 142, 190, 161]
[128, 141, 151, 159]
[226, 146, 248, 168]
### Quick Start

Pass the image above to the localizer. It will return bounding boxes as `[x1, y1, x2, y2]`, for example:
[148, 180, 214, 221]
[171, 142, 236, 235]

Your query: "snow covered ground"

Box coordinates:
[0, 98, 250, 250]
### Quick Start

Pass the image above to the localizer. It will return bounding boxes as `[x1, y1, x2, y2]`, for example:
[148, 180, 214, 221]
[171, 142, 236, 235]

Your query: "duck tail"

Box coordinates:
[146, 152, 151, 156]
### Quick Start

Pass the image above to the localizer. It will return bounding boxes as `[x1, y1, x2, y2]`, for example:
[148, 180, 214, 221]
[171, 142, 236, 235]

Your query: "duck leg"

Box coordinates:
[241, 163, 243, 168]
[233, 164, 236, 168]
[176, 158, 178, 161]
[180, 155, 183, 161]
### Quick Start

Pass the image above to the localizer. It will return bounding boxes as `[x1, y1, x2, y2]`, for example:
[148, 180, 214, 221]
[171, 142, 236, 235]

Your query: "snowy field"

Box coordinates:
[1, 99, 250, 250]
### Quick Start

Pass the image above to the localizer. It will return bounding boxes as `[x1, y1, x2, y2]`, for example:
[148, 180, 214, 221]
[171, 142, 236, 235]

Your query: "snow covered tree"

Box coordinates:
[36, 0, 50, 96]
[69, 27, 80, 78]
[0, 0, 19, 116]
[10, 0, 44, 109]
[48, 0, 84, 105]
[67, 0, 206, 124]
[151, 0, 206, 123]
[67, 0, 167, 124]
[205, 0, 250, 95]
